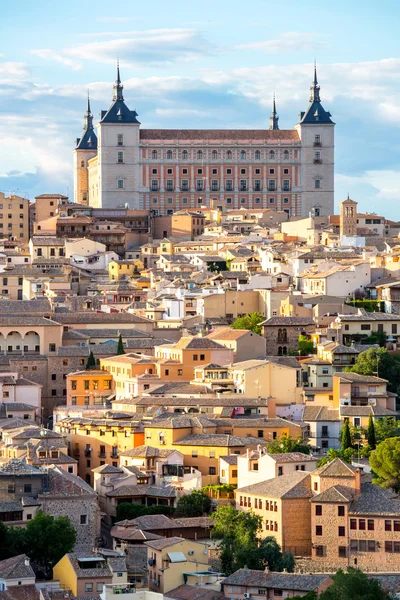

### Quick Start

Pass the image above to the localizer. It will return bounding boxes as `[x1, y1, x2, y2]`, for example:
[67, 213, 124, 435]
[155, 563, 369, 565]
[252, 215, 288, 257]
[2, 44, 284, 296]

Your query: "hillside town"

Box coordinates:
[1, 63, 400, 600]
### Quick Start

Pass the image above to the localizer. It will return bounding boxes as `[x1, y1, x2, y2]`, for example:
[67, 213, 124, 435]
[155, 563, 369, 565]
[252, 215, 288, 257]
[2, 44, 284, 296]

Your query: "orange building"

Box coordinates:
[66, 369, 114, 407]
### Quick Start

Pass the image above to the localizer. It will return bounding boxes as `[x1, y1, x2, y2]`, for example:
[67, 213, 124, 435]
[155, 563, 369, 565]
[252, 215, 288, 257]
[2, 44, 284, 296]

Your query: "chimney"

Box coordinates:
[355, 468, 361, 494]
[264, 565, 269, 573]
[24, 558, 30, 567]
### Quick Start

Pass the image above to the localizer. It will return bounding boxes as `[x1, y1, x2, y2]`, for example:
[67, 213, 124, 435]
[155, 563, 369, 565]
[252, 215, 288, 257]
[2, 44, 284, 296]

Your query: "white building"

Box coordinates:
[237, 448, 317, 489]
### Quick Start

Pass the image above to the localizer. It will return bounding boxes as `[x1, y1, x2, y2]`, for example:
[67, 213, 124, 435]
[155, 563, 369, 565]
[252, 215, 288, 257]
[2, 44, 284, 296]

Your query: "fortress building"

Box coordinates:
[74, 63, 335, 217]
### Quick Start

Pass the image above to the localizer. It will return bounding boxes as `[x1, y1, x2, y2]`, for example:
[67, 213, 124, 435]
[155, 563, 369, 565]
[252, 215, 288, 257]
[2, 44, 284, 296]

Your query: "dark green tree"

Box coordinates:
[319, 567, 391, 600]
[341, 419, 352, 451]
[367, 414, 376, 450]
[267, 434, 310, 455]
[291, 593, 317, 600]
[211, 506, 294, 575]
[117, 333, 125, 355]
[370, 437, 400, 493]
[24, 511, 76, 578]
[375, 416, 400, 444]
[175, 491, 211, 517]
[86, 351, 96, 370]
[297, 335, 314, 356]
[116, 503, 175, 522]
[345, 347, 400, 394]
[231, 312, 264, 336]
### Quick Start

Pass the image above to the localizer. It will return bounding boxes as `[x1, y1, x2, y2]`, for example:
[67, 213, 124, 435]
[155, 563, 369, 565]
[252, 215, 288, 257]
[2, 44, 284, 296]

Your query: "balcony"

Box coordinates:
[313, 159, 322, 164]
[151, 185, 159, 192]
[196, 185, 204, 192]
[268, 186, 276, 192]
[282, 186, 291, 192]
[313, 142, 322, 147]
[253, 185, 262, 192]
[73, 448, 80, 457]
[181, 184, 189, 192]
[98, 451, 106, 458]
[84, 449, 91, 457]
[165, 185, 174, 192]
[211, 185, 219, 192]
[321, 430, 329, 438]
[225, 186, 233, 192]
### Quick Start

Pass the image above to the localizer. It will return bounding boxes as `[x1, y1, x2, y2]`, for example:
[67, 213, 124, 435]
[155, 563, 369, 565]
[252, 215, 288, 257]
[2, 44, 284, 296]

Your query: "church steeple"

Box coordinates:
[83, 91, 93, 132]
[113, 60, 124, 102]
[309, 61, 321, 103]
[269, 94, 279, 130]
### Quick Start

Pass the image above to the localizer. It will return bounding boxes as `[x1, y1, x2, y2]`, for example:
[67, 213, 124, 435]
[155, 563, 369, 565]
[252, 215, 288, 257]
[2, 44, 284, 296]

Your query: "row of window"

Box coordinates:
[239, 497, 279, 511]
[0, 204, 24, 209]
[150, 149, 291, 160]
[0, 214, 25, 219]
[151, 180, 291, 192]
[315, 505, 346, 516]
[152, 167, 289, 176]
[71, 380, 112, 391]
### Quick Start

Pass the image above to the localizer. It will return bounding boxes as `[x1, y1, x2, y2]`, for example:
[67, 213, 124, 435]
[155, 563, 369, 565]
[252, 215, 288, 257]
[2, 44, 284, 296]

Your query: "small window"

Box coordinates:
[316, 525, 323, 536]
[338, 506, 345, 517]
[117, 179, 124, 189]
[80, 514, 87, 524]
[117, 134, 123, 146]
[315, 505, 322, 516]
[315, 179, 321, 189]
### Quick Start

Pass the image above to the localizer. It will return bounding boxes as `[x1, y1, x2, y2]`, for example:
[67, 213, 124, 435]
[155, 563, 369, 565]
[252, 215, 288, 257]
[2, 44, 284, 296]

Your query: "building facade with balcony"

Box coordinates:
[74, 64, 334, 218]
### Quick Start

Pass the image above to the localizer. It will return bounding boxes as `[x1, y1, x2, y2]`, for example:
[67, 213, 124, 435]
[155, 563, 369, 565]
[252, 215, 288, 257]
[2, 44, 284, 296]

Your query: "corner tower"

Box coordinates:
[97, 62, 141, 209]
[295, 64, 335, 217]
[340, 196, 358, 238]
[73, 93, 98, 205]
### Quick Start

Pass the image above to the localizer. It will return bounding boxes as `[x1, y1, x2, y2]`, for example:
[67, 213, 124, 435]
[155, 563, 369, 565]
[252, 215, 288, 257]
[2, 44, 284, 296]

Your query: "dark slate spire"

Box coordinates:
[113, 60, 124, 102]
[83, 91, 93, 132]
[269, 94, 279, 130]
[100, 62, 140, 124]
[309, 61, 321, 103]
[76, 92, 98, 150]
[298, 63, 334, 125]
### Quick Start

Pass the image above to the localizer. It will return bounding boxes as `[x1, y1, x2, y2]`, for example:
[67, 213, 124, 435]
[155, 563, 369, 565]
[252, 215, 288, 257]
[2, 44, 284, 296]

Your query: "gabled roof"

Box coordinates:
[0, 554, 35, 580]
[236, 471, 311, 499]
[311, 485, 354, 503]
[76, 128, 97, 150]
[314, 458, 357, 478]
[222, 569, 331, 591]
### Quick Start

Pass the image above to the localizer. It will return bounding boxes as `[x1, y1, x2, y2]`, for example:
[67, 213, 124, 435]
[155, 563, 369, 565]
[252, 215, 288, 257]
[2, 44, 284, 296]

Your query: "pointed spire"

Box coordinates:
[113, 59, 124, 102]
[269, 94, 279, 130]
[309, 61, 321, 103]
[83, 90, 93, 132]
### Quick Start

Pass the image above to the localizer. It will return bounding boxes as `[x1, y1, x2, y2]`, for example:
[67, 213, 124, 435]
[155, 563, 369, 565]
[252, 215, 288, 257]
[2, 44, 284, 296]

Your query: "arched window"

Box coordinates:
[152, 150, 158, 159]
[255, 150, 261, 160]
[212, 150, 217, 160]
[197, 150, 203, 160]
[226, 150, 232, 160]
[282, 346, 288, 355]
[282, 328, 287, 342]
[240, 150, 246, 160]
[283, 150, 289, 160]
[80, 160, 84, 167]
[182, 150, 188, 159]
[167, 150, 173, 159]
[269, 150, 275, 160]
[278, 346, 282, 356]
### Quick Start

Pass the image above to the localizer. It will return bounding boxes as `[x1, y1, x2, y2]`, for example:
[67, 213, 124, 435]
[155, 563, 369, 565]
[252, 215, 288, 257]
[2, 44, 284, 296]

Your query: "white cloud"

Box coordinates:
[31, 49, 82, 71]
[0, 60, 29, 78]
[32, 29, 212, 69]
[237, 32, 324, 52]
[155, 108, 206, 117]
[336, 170, 400, 206]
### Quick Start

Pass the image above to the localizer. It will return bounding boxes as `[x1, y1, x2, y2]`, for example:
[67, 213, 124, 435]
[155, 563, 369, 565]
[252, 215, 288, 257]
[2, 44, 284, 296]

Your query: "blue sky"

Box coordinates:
[1, 0, 400, 217]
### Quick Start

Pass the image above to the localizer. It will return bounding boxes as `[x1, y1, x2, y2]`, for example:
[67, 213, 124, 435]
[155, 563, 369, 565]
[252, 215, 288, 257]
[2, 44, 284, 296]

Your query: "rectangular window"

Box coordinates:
[368, 519, 375, 531]
[315, 505, 322, 516]
[209, 467, 216, 475]
[80, 514, 87, 524]
[117, 179, 124, 189]
[192, 450, 198, 458]
[117, 151, 124, 163]
[315, 545, 325, 557]
[359, 519, 366, 530]
[316, 525, 323, 536]
[338, 546, 347, 558]
[117, 134, 123, 146]
[24, 484, 32, 494]
[385, 520, 392, 531]
[85, 584, 93, 593]
[338, 506, 345, 517]
[315, 180, 321, 189]
[338, 526, 345, 537]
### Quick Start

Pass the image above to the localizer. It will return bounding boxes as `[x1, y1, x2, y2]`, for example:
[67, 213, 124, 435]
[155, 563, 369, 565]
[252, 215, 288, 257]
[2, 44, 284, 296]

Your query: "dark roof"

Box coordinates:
[0, 554, 35, 580]
[100, 101, 140, 125]
[236, 472, 311, 499]
[261, 316, 315, 326]
[76, 128, 98, 150]
[105, 484, 176, 498]
[299, 100, 334, 124]
[350, 482, 400, 516]
[0, 585, 39, 600]
[222, 569, 331, 591]
[167, 585, 224, 600]
[314, 458, 357, 478]
[140, 129, 300, 141]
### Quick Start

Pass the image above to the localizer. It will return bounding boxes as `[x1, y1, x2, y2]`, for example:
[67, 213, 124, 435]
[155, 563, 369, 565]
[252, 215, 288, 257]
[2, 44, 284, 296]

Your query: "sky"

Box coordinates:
[1, 0, 400, 217]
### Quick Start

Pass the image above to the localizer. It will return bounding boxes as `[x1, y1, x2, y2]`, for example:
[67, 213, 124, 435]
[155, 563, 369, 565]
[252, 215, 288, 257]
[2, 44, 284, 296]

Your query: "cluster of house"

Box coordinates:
[0, 190, 399, 597]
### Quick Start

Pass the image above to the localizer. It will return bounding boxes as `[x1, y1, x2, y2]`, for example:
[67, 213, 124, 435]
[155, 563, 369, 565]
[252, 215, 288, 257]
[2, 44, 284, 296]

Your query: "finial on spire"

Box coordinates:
[83, 90, 93, 131]
[269, 94, 279, 130]
[309, 61, 321, 103]
[113, 60, 124, 102]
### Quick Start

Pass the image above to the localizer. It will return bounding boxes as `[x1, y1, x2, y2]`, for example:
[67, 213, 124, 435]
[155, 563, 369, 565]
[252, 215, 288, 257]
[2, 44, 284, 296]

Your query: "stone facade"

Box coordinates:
[74, 65, 335, 218]
[261, 317, 316, 355]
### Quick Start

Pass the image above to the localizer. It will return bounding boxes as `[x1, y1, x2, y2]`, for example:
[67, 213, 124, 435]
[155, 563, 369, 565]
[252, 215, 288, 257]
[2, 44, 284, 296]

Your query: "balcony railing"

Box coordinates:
[166, 185, 174, 192]
[282, 186, 291, 192]
[313, 159, 322, 164]
[253, 185, 262, 191]
[151, 185, 159, 191]
[98, 451, 106, 458]
[313, 142, 322, 147]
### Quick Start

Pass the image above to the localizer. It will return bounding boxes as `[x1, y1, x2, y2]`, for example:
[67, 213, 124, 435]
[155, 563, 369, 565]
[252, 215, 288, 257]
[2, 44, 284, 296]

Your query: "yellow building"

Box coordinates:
[0, 192, 30, 242]
[53, 552, 126, 597]
[145, 537, 211, 594]
[108, 259, 143, 281]
[55, 416, 145, 485]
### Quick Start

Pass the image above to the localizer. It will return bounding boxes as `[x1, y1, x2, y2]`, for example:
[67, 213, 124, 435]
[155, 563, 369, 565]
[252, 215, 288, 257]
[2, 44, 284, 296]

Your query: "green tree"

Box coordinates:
[116, 503, 175, 522]
[231, 312, 264, 336]
[24, 511, 76, 578]
[346, 347, 400, 394]
[211, 506, 294, 575]
[175, 491, 211, 517]
[297, 335, 314, 356]
[267, 434, 310, 455]
[341, 419, 352, 451]
[370, 437, 400, 493]
[117, 333, 125, 355]
[317, 448, 354, 467]
[319, 567, 391, 600]
[367, 414, 376, 450]
[291, 593, 317, 600]
[375, 416, 400, 444]
[86, 351, 96, 370]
